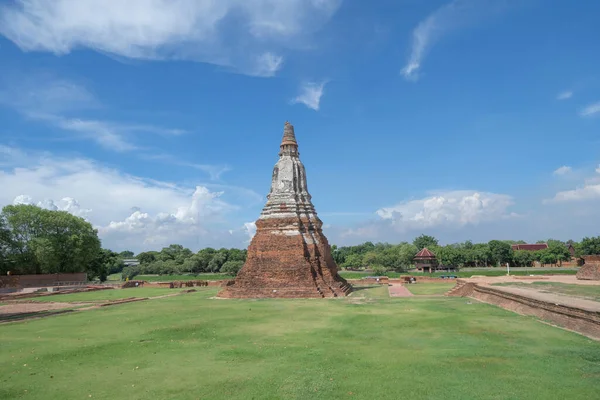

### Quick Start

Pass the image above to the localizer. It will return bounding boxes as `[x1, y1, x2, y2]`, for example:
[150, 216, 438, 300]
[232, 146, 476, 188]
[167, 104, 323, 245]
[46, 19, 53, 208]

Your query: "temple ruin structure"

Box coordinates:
[219, 122, 351, 298]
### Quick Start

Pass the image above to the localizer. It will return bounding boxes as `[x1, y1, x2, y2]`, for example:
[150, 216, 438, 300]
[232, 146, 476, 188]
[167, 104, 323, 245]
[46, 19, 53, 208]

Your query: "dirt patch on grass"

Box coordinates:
[0, 301, 87, 323]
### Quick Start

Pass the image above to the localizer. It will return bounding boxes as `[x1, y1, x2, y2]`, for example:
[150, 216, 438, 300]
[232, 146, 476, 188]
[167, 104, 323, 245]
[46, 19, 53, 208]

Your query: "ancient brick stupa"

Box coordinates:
[219, 122, 351, 298]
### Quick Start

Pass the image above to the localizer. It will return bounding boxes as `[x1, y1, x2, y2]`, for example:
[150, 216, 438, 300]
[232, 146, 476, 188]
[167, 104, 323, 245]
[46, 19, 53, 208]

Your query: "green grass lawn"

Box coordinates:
[350, 285, 389, 298]
[493, 282, 600, 302]
[405, 282, 455, 295]
[136, 273, 230, 282]
[340, 269, 578, 280]
[107, 273, 122, 281]
[17, 288, 183, 303]
[1, 287, 599, 400]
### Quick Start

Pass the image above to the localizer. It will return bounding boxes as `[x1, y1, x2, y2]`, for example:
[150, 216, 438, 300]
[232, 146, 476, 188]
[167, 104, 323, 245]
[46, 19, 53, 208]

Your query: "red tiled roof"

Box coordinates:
[511, 243, 548, 251]
[414, 247, 436, 259]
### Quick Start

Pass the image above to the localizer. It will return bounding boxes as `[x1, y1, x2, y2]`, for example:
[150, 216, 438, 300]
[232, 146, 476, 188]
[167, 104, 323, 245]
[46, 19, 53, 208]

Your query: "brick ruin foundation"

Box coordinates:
[577, 256, 600, 281]
[219, 122, 351, 298]
[447, 280, 600, 340]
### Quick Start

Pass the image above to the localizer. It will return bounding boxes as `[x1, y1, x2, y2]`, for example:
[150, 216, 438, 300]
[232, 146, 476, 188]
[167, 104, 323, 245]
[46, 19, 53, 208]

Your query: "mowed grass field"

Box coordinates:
[1, 287, 599, 400]
[16, 288, 184, 303]
[405, 282, 455, 295]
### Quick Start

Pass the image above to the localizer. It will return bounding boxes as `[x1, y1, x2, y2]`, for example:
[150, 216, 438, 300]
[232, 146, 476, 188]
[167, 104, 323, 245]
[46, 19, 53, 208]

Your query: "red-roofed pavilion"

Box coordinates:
[414, 248, 438, 273]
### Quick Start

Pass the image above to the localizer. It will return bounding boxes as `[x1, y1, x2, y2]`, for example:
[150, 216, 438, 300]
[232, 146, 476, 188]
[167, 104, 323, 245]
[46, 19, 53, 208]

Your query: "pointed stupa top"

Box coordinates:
[280, 121, 298, 147]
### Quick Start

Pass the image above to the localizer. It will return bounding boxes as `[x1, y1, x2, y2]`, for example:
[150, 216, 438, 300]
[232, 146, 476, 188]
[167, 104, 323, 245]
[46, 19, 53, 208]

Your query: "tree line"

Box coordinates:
[332, 234, 600, 272]
[121, 244, 246, 279]
[2, 204, 600, 281]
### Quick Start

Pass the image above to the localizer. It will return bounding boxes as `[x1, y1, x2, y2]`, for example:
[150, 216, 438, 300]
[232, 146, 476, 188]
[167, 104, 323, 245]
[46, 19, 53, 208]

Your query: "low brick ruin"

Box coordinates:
[577, 256, 600, 281]
[447, 280, 600, 340]
[219, 122, 351, 298]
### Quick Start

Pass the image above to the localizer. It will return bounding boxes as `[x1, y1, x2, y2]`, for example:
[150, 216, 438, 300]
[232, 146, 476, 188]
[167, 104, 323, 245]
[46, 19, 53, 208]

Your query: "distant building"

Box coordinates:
[122, 258, 140, 266]
[511, 243, 548, 251]
[414, 248, 438, 273]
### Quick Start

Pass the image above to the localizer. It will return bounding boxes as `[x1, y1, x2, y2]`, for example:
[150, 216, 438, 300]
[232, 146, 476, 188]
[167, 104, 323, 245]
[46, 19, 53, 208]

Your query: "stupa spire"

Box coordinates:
[279, 121, 298, 156]
[281, 121, 297, 143]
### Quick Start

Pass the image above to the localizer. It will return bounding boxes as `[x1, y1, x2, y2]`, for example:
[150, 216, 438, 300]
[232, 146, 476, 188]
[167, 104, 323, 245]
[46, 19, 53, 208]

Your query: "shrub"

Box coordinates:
[121, 265, 140, 280]
[220, 260, 244, 276]
[371, 265, 387, 276]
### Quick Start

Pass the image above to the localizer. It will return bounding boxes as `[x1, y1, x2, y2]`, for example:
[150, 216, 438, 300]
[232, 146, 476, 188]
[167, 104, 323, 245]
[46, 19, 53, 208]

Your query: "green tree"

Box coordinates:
[208, 251, 227, 272]
[137, 251, 158, 264]
[413, 234, 439, 251]
[158, 244, 192, 264]
[546, 239, 571, 265]
[195, 248, 217, 272]
[341, 253, 363, 269]
[227, 248, 247, 262]
[513, 250, 534, 267]
[361, 251, 380, 268]
[119, 250, 134, 258]
[580, 236, 600, 255]
[220, 260, 244, 276]
[0, 204, 101, 276]
[488, 240, 513, 266]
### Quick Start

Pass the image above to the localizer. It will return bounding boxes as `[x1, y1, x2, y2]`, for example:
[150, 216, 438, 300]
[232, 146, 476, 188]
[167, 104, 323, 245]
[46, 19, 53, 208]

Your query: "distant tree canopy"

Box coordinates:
[332, 236, 587, 271]
[0, 204, 102, 278]
[412, 234, 439, 251]
[121, 246, 248, 280]
[579, 236, 600, 257]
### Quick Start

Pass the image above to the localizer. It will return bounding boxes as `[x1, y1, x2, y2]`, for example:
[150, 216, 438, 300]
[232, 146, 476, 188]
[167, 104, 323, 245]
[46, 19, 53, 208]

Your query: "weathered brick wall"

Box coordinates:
[583, 255, 600, 264]
[0, 273, 87, 288]
[220, 216, 351, 298]
[576, 264, 600, 280]
[469, 284, 600, 340]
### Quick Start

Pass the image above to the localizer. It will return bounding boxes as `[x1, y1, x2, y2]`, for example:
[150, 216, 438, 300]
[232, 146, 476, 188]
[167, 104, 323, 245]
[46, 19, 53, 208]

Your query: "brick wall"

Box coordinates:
[0, 273, 87, 288]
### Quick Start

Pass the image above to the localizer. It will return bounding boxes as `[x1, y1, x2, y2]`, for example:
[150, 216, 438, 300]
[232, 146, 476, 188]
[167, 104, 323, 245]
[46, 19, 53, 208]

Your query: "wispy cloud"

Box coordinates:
[0, 0, 341, 77]
[553, 165, 572, 176]
[401, 0, 510, 81]
[291, 81, 327, 111]
[142, 153, 231, 181]
[580, 101, 600, 117]
[252, 52, 284, 77]
[556, 91, 573, 100]
[0, 75, 185, 152]
[544, 163, 600, 203]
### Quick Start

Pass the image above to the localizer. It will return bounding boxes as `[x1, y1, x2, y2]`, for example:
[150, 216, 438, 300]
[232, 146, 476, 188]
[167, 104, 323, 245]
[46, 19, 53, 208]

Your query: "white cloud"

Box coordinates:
[292, 81, 327, 111]
[580, 102, 600, 117]
[253, 52, 284, 77]
[544, 165, 600, 203]
[14, 195, 92, 218]
[544, 184, 600, 203]
[0, 147, 252, 251]
[556, 91, 573, 100]
[244, 222, 257, 241]
[0, 0, 341, 77]
[376, 190, 515, 230]
[401, 0, 509, 81]
[553, 165, 572, 176]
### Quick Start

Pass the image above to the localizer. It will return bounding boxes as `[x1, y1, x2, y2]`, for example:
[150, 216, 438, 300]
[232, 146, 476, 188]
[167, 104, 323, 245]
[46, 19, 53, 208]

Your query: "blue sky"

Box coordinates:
[1, 0, 599, 252]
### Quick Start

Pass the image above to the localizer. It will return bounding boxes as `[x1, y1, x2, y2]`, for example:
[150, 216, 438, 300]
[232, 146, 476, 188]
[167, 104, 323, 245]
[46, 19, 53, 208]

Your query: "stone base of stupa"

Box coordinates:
[218, 218, 352, 299]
